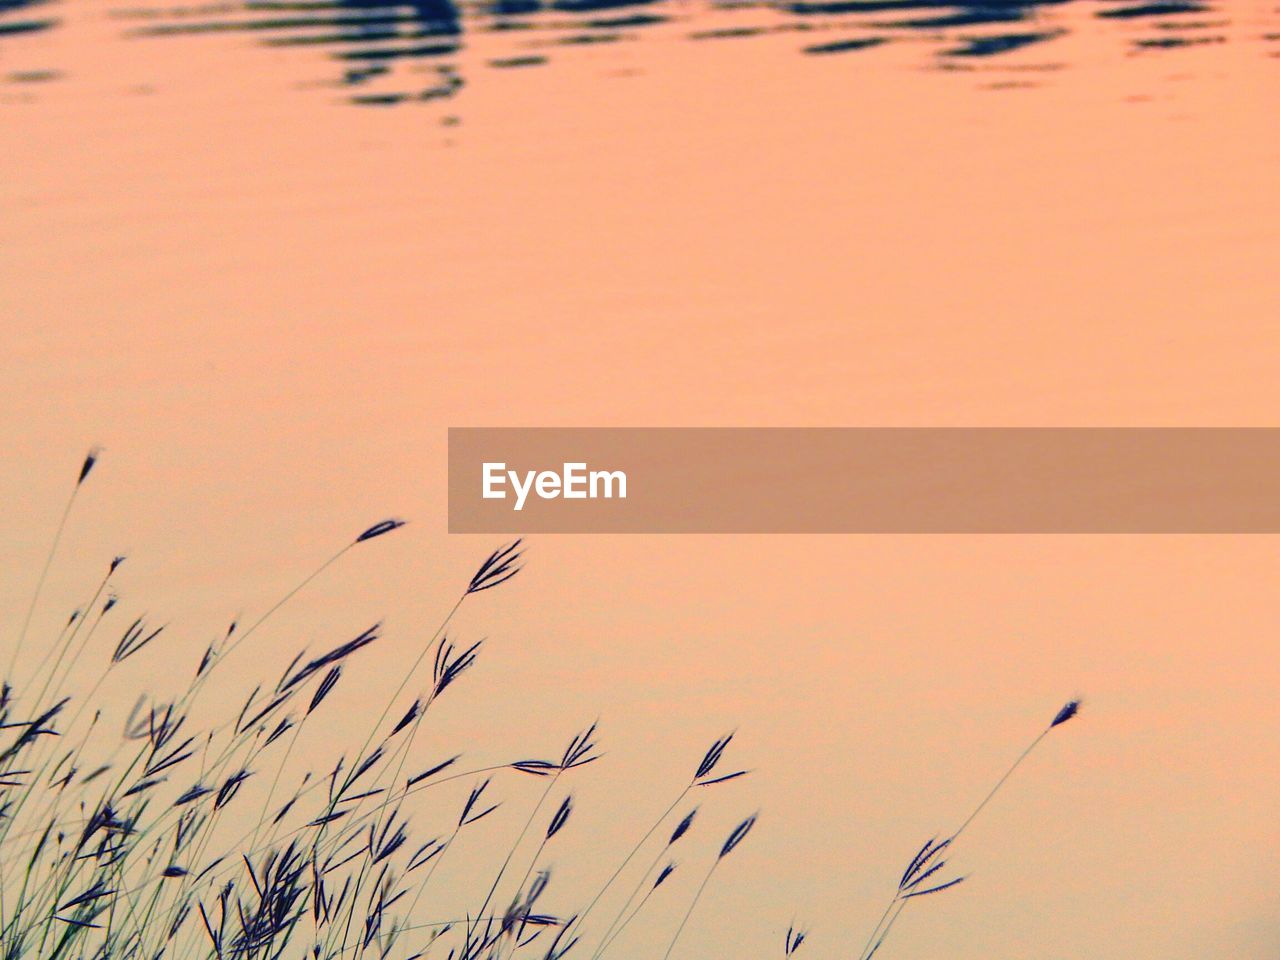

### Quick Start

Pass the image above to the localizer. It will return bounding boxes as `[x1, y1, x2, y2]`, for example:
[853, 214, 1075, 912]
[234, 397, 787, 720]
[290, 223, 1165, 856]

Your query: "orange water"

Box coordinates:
[1, 2, 1278, 957]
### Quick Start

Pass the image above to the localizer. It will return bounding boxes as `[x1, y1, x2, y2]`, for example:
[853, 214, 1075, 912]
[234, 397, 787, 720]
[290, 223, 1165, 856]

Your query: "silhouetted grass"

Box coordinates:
[0, 451, 1079, 960]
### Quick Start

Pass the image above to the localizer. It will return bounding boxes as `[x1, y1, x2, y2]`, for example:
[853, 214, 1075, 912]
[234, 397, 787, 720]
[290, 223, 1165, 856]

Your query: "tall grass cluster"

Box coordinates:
[0, 451, 1079, 960]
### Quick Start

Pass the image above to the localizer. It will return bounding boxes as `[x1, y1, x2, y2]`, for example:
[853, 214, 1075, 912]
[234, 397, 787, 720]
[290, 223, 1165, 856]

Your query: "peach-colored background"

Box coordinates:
[2, 7, 1279, 958]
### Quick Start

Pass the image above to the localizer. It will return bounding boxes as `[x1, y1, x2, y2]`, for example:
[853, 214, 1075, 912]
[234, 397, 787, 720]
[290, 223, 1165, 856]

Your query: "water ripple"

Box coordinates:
[1, 0, 1273, 105]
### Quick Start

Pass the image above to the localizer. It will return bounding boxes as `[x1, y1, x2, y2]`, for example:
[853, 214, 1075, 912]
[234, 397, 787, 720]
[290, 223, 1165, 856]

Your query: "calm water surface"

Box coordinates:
[0, 0, 1277, 958]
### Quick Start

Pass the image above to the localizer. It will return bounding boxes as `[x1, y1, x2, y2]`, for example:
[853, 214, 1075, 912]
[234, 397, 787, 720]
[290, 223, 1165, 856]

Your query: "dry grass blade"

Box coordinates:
[0, 455, 1082, 960]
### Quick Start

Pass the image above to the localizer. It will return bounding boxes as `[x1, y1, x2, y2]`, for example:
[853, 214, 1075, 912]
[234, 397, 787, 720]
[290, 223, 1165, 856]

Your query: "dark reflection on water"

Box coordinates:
[0, 0, 57, 36]
[1, 0, 1273, 103]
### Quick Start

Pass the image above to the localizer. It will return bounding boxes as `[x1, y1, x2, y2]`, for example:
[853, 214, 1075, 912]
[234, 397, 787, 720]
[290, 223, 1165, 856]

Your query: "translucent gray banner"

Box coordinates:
[448, 428, 1280, 533]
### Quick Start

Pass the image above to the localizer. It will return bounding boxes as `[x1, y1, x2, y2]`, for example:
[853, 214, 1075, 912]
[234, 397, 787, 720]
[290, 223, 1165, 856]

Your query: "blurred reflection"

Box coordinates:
[1, 0, 1261, 104]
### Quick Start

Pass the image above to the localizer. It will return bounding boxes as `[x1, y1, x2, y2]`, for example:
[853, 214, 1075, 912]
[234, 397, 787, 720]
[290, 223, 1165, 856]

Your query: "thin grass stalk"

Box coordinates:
[396, 824, 461, 934]
[508, 826, 555, 918]
[183, 544, 353, 706]
[314, 598, 465, 960]
[321, 594, 466, 902]
[948, 726, 1050, 845]
[588, 819, 682, 960]
[864, 901, 907, 960]
[8, 476, 80, 681]
[0, 596, 106, 847]
[855, 702, 1080, 960]
[660, 859, 718, 960]
[25, 607, 83, 702]
[44, 594, 114, 726]
[854, 899, 898, 960]
[578, 787, 688, 950]
[595, 864, 667, 959]
[474, 772, 561, 931]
